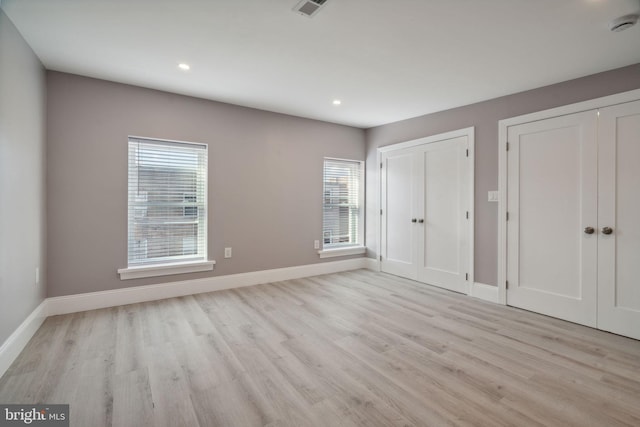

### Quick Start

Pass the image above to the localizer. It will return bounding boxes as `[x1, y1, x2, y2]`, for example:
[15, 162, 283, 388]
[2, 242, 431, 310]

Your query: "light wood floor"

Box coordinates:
[1, 270, 639, 427]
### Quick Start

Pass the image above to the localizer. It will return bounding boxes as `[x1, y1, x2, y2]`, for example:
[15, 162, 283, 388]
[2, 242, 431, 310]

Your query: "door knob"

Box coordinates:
[411, 218, 417, 223]
[584, 227, 595, 235]
[418, 219, 424, 223]
[601, 227, 613, 235]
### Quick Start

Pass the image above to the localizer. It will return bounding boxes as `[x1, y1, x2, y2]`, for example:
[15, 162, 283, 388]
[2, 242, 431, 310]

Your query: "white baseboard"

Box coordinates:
[0, 300, 48, 379]
[47, 258, 372, 316]
[471, 282, 499, 303]
[1, 257, 376, 378]
[363, 257, 379, 271]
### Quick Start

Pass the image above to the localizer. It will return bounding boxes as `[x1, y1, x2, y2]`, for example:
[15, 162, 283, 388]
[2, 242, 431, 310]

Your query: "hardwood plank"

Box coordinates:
[111, 369, 154, 427]
[144, 342, 201, 427]
[0, 269, 639, 427]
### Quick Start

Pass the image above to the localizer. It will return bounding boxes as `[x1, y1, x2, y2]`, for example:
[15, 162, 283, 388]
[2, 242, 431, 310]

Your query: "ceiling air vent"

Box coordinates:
[609, 14, 639, 32]
[293, 0, 328, 18]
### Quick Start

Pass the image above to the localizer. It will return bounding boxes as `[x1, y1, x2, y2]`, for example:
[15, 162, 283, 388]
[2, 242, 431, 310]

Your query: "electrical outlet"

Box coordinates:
[35, 267, 40, 286]
[314, 240, 320, 249]
[224, 247, 232, 258]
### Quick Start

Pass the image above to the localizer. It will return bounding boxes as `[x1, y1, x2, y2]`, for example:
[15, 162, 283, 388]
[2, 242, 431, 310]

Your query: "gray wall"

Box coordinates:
[0, 10, 47, 345]
[47, 72, 365, 297]
[366, 63, 640, 287]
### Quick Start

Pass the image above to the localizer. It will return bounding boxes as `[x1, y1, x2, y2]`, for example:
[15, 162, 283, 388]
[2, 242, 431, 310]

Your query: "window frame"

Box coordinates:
[319, 157, 365, 258]
[118, 136, 214, 280]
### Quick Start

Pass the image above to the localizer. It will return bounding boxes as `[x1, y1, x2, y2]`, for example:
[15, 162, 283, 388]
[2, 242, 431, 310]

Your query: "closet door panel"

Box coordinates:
[597, 100, 640, 340]
[506, 111, 598, 326]
[381, 149, 418, 279]
[417, 136, 469, 293]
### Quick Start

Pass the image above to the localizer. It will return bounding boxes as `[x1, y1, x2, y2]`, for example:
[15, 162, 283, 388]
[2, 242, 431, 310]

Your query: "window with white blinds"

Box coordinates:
[322, 158, 363, 248]
[127, 137, 208, 267]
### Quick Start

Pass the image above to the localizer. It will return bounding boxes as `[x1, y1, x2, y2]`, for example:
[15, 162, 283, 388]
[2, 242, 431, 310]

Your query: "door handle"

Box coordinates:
[601, 226, 613, 235]
[411, 218, 417, 223]
[584, 227, 595, 235]
[418, 219, 424, 223]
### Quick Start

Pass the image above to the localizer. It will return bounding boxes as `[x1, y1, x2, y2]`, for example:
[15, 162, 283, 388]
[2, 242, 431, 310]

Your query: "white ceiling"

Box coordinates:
[2, 0, 640, 128]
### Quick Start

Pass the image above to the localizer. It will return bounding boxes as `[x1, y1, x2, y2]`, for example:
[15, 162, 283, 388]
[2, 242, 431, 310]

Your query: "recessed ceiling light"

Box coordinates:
[332, 99, 342, 106]
[178, 63, 190, 71]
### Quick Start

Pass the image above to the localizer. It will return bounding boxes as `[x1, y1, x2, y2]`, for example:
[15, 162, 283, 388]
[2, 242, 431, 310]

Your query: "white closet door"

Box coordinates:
[417, 136, 470, 294]
[381, 148, 419, 279]
[597, 100, 640, 340]
[507, 111, 598, 326]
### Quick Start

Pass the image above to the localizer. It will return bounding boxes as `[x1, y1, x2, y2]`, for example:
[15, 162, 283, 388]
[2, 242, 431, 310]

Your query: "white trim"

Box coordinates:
[363, 256, 379, 271]
[497, 88, 640, 307]
[1, 258, 379, 378]
[128, 135, 208, 149]
[377, 127, 476, 153]
[498, 88, 640, 129]
[498, 114, 508, 305]
[471, 282, 499, 304]
[466, 129, 476, 290]
[118, 260, 216, 280]
[318, 246, 366, 258]
[375, 149, 382, 271]
[51, 258, 371, 316]
[0, 300, 48, 379]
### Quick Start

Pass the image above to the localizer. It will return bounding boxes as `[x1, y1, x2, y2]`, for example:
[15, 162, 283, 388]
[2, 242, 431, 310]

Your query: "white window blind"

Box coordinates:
[127, 137, 208, 267]
[323, 158, 363, 248]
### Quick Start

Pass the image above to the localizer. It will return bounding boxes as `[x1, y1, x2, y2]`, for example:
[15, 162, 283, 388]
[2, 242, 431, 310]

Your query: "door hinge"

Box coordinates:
[506, 142, 510, 151]
[466, 149, 469, 157]
[380, 209, 383, 215]
[380, 162, 383, 169]
[506, 211, 509, 221]
[465, 273, 469, 281]
[506, 280, 509, 289]
[466, 211, 469, 219]
[379, 255, 382, 261]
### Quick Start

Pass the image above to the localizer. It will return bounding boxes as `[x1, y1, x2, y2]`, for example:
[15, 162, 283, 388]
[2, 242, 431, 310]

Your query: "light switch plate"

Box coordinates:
[488, 191, 499, 202]
[224, 247, 232, 258]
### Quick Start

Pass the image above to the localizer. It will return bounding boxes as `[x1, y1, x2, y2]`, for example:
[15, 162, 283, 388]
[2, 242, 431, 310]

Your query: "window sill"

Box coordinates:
[118, 260, 216, 280]
[318, 246, 366, 259]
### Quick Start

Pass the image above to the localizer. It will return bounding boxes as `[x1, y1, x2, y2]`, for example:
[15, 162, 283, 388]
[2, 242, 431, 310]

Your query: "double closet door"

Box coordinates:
[506, 99, 640, 340]
[380, 129, 473, 294]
